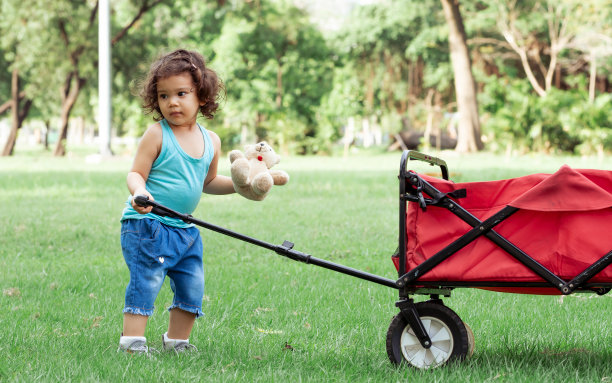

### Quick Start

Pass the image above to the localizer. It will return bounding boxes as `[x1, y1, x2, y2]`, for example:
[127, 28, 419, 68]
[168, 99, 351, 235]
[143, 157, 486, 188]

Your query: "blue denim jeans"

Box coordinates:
[120, 219, 204, 318]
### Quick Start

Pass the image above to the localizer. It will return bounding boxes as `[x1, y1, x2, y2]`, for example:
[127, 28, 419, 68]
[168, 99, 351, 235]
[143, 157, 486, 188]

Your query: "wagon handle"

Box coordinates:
[133, 195, 399, 289]
[401, 150, 449, 180]
[133, 195, 179, 218]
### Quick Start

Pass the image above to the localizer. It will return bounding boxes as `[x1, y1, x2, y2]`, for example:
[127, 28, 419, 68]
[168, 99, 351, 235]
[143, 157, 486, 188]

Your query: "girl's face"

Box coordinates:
[156, 73, 204, 128]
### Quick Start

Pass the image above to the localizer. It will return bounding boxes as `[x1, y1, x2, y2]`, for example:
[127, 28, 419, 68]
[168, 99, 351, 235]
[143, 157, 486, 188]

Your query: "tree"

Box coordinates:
[0, 1, 40, 156]
[2, 69, 33, 156]
[52, 0, 167, 156]
[331, 0, 450, 137]
[210, 0, 332, 153]
[440, 0, 483, 152]
[495, 0, 584, 97]
[567, 0, 612, 102]
[0, 0, 167, 156]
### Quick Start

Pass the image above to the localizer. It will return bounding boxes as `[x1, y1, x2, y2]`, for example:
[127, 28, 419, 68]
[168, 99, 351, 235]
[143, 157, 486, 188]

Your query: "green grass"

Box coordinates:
[1, 148, 610, 382]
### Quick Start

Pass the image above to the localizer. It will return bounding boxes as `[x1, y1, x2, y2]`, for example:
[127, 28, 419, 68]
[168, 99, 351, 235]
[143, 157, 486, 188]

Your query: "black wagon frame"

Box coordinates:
[396, 150, 612, 297]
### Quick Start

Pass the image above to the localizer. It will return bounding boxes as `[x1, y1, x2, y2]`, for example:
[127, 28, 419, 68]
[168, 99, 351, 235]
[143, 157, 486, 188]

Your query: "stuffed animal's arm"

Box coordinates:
[270, 169, 289, 185]
[229, 150, 245, 163]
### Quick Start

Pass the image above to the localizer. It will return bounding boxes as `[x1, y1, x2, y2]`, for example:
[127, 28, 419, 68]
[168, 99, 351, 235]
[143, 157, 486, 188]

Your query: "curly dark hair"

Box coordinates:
[139, 49, 225, 120]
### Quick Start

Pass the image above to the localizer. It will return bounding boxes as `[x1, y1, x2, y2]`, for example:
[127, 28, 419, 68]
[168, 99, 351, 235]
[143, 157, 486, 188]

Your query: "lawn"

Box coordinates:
[1, 149, 610, 382]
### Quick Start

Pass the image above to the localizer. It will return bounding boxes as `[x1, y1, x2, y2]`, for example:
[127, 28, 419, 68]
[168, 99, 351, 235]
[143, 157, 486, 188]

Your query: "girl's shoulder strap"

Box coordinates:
[197, 123, 215, 162]
[152, 119, 172, 165]
[159, 118, 171, 133]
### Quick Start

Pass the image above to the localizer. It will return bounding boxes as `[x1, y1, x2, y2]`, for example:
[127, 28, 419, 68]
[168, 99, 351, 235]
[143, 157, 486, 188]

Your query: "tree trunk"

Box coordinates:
[441, 0, 483, 153]
[276, 58, 283, 108]
[2, 69, 32, 156]
[44, 120, 51, 149]
[423, 89, 435, 150]
[589, 51, 597, 103]
[54, 73, 86, 156]
[2, 69, 21, 156]
[364, 60, 375, 113]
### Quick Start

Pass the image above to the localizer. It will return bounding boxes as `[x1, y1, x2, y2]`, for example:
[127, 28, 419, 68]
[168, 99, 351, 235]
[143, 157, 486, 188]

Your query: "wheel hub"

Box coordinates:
[400, 316, 454, 369]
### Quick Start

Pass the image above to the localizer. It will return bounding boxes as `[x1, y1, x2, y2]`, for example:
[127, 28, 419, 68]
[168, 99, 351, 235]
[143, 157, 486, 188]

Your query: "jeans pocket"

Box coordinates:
[142, 219, 161, 241]
[121, 219, 140, 236]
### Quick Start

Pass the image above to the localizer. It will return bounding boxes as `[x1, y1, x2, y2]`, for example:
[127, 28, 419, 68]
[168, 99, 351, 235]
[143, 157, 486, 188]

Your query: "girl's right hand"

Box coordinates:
[132, 189, 154, 214]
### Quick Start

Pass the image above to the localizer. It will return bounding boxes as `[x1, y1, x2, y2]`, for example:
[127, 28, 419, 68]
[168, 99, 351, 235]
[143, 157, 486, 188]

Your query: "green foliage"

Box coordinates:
[316, 62, 363, 145]
[209, 0, 333, 153]
[480, 77, 612, 154]
[1, 0, 612, 155]
[327, 0, 452, 135]
[0, 0, 64, 119]
[568, 93, 612, 155]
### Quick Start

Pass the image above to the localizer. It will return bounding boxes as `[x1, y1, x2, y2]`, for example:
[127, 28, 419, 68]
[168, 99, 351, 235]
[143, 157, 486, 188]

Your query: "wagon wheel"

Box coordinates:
[386, 301, 469, 368]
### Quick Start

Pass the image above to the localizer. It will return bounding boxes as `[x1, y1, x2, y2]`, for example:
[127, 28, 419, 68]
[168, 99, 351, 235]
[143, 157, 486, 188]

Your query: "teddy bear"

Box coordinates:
[228, 142, 289, 201]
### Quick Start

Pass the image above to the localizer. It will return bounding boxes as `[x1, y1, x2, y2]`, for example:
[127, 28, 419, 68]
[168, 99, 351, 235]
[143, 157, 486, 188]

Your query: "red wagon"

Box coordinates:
[388, 151, 612, 368]
[134, 150, 611, 369]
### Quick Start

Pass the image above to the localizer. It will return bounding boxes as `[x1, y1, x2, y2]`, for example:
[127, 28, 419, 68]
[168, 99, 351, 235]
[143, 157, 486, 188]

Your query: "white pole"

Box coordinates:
[98, 0, 112, 156]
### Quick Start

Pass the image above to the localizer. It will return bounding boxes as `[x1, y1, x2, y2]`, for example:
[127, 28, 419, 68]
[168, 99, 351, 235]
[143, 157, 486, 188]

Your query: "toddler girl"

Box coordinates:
[118, 49, 235, 353]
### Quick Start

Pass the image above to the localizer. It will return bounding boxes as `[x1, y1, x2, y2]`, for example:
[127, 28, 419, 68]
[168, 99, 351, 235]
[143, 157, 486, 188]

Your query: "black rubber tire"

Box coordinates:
[386, 301, 469, 368]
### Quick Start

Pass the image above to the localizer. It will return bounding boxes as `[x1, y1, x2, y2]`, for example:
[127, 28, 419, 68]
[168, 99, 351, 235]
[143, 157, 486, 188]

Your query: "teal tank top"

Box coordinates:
[121, 119, 214, 228]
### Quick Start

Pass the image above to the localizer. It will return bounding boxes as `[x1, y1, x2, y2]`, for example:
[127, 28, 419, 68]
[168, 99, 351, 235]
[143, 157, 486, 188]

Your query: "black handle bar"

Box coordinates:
[134, 195, 184, 219]
[131, 195, 398, 289]
[400, 150, 449, 180]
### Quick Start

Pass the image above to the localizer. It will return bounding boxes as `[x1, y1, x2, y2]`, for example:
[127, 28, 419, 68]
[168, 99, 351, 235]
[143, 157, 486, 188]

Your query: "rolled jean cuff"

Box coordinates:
[123, 306, 154, 317]
[168, 303, 204, 319]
